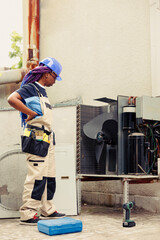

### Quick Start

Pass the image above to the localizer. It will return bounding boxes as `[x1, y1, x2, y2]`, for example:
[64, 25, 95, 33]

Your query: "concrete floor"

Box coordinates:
[0, 205, 160, 240]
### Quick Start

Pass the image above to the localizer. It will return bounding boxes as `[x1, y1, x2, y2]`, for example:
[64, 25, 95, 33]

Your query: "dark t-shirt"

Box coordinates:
[16, 82, 47, 101]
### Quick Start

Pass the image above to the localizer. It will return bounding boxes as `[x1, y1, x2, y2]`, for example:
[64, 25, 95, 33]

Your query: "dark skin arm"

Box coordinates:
[7, 92, 38, 122]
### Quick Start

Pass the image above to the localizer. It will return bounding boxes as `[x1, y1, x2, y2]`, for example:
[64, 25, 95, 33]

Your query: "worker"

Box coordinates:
[8, 57, 65, 225]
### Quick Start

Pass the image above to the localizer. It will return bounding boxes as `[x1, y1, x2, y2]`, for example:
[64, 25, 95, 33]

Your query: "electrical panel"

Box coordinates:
[136, 96, 160, 121]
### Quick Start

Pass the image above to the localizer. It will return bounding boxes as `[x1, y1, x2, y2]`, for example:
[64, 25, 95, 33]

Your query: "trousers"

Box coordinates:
[20, 134, 56, 220]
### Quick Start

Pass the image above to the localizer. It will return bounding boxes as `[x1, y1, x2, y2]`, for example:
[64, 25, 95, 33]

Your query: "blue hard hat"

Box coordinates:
[39, 57, 62, 81]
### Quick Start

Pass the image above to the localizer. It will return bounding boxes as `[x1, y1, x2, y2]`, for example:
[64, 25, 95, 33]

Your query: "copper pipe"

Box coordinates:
[128, 96, 137, 105]
[132, 96, 137, 105]
[128, 96, 134, 105]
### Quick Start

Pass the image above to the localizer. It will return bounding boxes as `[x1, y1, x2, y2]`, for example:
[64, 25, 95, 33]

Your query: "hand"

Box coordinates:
[26, 113, 38, 122]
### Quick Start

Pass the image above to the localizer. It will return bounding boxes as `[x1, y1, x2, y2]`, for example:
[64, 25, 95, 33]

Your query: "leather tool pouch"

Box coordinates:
[21, 128, 50, 157]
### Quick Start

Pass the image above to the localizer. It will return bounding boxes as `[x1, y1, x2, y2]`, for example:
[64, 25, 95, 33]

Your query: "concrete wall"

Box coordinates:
[82, 180, 160, 213]
[150, 0, 160, 96]
[40, 0, 151, 105]
[0, 83, 21, 108]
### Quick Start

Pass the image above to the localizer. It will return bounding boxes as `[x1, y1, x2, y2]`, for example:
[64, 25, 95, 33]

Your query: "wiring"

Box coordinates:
[137, 121, 159, 174]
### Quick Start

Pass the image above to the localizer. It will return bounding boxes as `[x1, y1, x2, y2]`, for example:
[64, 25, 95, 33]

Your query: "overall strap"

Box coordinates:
[30, 83, 43, 97]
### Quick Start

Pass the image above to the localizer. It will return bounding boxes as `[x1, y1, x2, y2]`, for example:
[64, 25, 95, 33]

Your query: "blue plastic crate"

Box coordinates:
[37, 217, 83, 236]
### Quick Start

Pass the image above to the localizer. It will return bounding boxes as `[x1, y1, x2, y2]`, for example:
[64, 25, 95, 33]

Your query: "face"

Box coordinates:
[44, 72, 57, 87]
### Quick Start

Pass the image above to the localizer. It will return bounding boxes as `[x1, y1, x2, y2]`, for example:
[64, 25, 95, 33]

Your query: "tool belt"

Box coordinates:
[21, 124, 52, 157]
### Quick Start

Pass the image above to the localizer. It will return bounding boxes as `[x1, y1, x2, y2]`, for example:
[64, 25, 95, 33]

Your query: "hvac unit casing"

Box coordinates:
[78, 95, 160, 177]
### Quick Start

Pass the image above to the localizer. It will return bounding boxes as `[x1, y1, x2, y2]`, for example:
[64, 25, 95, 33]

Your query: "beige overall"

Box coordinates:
[20, 86, 56, 220]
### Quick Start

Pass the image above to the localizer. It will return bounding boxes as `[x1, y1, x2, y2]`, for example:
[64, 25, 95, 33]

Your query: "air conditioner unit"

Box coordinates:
[77, 95, 160, 176]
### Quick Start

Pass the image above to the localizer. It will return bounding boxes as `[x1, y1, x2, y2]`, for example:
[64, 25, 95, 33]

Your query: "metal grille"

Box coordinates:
[78, 104, 108, 174]
[76, 105, 81, 174]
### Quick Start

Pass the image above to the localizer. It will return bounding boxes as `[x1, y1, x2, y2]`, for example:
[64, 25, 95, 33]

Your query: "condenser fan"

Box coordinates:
[83, 112, 118, 164]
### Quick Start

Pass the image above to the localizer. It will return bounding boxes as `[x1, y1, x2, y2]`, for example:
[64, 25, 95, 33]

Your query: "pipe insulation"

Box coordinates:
[0, 69, 27, 85]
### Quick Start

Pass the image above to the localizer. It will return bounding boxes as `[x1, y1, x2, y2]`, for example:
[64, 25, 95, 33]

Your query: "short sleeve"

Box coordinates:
[16, 84, 38, 100]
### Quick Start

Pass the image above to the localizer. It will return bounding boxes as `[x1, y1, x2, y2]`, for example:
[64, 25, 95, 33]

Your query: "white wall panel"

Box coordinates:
[150, 0, 160, 96]
[40, 0, 151, 106]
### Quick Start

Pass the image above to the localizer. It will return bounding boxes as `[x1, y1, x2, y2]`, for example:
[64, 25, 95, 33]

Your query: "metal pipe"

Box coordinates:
[27, 0, 40, 69]
[0, 69, 27, 85]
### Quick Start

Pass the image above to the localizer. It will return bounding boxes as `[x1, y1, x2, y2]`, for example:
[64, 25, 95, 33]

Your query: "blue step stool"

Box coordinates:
[37, 217, 83, 236]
